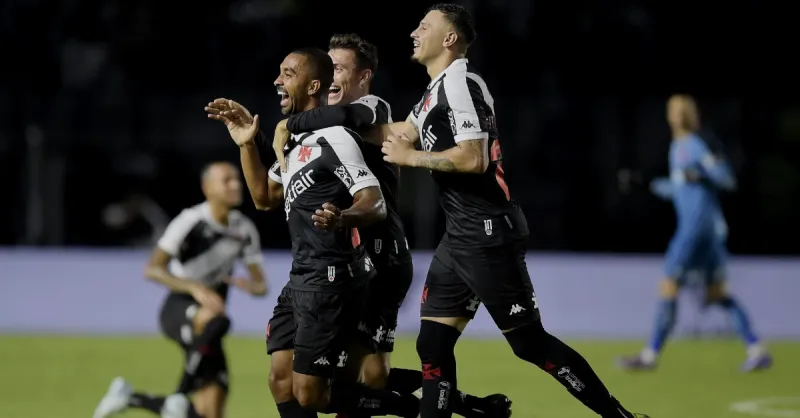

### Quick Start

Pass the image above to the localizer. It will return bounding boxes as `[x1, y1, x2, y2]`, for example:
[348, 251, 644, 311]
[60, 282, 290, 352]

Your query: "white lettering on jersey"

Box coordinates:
[284, 169, 315, 218]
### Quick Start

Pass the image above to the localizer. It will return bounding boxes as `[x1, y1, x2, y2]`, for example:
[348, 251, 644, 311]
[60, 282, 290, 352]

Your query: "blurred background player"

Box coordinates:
[618, 95, 772, 372]
[268, 33, 511, 417]
[207, 48, 420, 418]
[379, 4, 648, 418]
[93, 162, 268, 418]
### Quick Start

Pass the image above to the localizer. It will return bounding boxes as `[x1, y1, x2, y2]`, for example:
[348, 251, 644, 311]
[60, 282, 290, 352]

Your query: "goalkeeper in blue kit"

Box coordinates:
[618, 95, 772, 372]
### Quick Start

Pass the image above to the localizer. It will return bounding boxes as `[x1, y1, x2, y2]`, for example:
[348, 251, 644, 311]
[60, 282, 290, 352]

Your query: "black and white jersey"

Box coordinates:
[409, 58, 528, 248]
[268, 126, 380, 291]
[351, 95, 410, 263]
[157, 202, 262, 299]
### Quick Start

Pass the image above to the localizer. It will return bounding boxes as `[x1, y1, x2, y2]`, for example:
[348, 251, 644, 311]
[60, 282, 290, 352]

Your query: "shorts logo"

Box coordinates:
[532, 290, 539, 309]
[373, 326, 385, 343]
[421, 286, 429, 304]
[313, 357, 330, 366]
[509, 304, 525, 315]
[364, 257, 373, 272]
[266, 322, 271, 339]
[327, 266, 336, 282]
[484, 219, 493, 235]
[466, 296, 480, 312]
[180, 325, 193, 344]
[337, 351, 348, 368]
[185, 305, 198, 320]
[374, 239, 382, 254]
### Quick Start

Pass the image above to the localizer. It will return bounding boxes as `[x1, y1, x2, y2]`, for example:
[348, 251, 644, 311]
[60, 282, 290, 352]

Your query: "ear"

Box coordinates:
[443, 31, 459, 48]
[359, 69, 373, 87]
[307, 80, 321, 96]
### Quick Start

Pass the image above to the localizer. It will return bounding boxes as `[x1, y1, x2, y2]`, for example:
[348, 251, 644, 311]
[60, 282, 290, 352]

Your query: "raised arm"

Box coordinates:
[286, 99, 378, 133]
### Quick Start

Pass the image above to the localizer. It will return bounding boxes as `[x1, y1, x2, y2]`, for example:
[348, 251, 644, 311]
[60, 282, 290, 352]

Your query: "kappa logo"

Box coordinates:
[313, 357, 330, 366]
[509, 304, 525, 315]
[335, 165, 353, 188]
[461, 120, 475, 130]
[297, 146, 312, 162]
[356, 169, 369, 178]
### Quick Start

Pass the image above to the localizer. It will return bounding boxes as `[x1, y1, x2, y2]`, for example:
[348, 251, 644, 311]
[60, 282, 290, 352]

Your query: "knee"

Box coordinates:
[659, 279, 680, 299]
[292, 378, 327, 410]
[705, 282, 727, 304]
[194, 307, 229, 334]
[416, 320, 462, 362]
[360, 354, 391, 388]
[268, 352, 294, 401]
[503, 322, 547, 364]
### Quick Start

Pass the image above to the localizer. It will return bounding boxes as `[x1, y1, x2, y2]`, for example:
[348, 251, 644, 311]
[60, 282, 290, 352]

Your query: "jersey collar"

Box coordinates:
[428, 58, 469, 89]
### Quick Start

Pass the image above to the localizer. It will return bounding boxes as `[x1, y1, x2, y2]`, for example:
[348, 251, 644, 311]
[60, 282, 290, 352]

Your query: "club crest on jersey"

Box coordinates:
[327, 265, 336, 282]
[334, 165, 354, 188]
[422, 93, 433, 112]
[484, 219, 493, 235]
[297, 146, 312, 162]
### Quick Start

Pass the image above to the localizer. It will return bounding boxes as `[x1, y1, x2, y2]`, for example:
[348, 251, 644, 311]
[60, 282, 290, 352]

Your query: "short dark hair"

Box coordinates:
[291, 47, 334, 98]
[328, 33, 379, 73]
[428, 3, 477, 47]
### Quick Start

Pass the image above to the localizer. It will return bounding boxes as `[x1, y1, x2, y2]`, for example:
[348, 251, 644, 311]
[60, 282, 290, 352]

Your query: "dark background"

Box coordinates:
[2, 0, 798, 254]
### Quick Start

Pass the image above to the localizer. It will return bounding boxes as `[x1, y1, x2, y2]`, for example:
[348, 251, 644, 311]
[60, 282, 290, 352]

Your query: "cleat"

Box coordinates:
[741, 352, 773, 372]
[93, 377, 133, 418]
[161, 393, 190, 418]
[483, 393, 512, 417]
[616, 355, 657, 371]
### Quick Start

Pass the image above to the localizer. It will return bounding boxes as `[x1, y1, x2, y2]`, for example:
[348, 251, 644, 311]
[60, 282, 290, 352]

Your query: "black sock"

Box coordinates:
[128, 393, 166, 415]
[277, 400, 318, 418]
[505, 323, 635, 418]
[326, 380, 419, 418]
[416, 320, 462, 418]
[177, 315, 231, 393]
[387, 367, 489, 418]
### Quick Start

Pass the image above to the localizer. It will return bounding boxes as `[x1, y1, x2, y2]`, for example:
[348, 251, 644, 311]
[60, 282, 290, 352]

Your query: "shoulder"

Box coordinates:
[230, 210, 258, 232]
[441, 61, 489, 102]
[173, 204, 204, 225]
[314, 126, 362, 146]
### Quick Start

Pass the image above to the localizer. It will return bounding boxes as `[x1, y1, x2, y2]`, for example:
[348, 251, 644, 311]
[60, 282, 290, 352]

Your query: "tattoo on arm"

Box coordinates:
[412, 139, 485, 173]
[413, 154, 457, 171]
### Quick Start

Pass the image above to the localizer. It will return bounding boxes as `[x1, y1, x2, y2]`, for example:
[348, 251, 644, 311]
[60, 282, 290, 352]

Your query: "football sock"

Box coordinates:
[646, 299, 677, 356]
[387, 368, 490, 417]
[505, 322, 637, 418]
[718, 297, 760, 346]
[326, 380, 419, 418]
[177, 315, 231, 394]
[276, 400, 318, 418]
[416, 320, 462, 418]
[128, 393, 165, 414]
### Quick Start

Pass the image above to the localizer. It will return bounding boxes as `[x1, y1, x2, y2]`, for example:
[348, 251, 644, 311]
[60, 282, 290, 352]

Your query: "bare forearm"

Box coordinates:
[371, 121, 419, 146]
[339, 198, 386, 229]
[145, 265, 194, 293]
[410, 148, 487, 173]
[240, 143, 273, 209]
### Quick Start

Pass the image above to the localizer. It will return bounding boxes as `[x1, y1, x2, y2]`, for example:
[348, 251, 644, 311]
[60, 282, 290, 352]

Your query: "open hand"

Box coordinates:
[382, 133, 416, 166]
[205, 99, 260, 147]
[312, 202, 342, 231]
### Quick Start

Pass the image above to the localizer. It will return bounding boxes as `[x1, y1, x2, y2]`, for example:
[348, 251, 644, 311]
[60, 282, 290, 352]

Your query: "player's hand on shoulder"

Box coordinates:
[381, 133, 415, 166]
[273, 119, 290, 173]
[205, 98, 260, 147]
[312, 202, 342, 231]
[224, 276, 268, 297]
[188, 283, 225, 315]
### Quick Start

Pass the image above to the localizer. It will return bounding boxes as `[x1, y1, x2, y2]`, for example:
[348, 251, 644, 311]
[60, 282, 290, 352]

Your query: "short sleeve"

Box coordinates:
[442, 74, 490, 142]
[352, 96, 380, 124]
[157, 210, 200, 256]
[326, 130, 380, 196]
[268, 160, 282, 184]
[239, 217, 263, 265]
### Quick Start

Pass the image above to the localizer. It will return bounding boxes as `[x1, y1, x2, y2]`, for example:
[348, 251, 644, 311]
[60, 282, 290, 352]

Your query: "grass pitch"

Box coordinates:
[0, 335, 797, 418]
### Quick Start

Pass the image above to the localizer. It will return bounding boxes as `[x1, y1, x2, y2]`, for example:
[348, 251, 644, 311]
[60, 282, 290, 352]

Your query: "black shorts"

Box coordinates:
[357, 257, 414, 353]
[420, 240, 540, 331]
[159, 293, 230, 391]
[266, 283, 367, 378]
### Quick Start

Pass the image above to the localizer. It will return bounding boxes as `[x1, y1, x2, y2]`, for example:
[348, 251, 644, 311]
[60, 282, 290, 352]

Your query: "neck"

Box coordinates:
[208, 201, 230, 225]
[301, 97, 320, 112]
[426, 51, 462, 80]
[671, 127, 693, 139]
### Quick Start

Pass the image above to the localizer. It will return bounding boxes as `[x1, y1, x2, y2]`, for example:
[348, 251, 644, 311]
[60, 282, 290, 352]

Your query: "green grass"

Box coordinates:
[0, 335, 798, 418]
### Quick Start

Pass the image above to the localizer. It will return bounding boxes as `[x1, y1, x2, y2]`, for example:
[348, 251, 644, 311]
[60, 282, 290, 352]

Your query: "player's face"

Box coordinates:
[206, 164, 243, 207]
[410, 11, 450, 64]
[328, 48, 366, 106]
[274, 53, 315, 115]
[667, 96, 700, 131]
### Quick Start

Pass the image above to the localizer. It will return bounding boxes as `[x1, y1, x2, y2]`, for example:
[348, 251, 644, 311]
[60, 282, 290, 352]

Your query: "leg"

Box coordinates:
[702, 245, 771, 372]
[267, 285, 318, 418]
[619, 234, 703, 370]
[290, 287, 419, 417]
[176, 302, 231, 395]
[457, 242, 645, 418]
